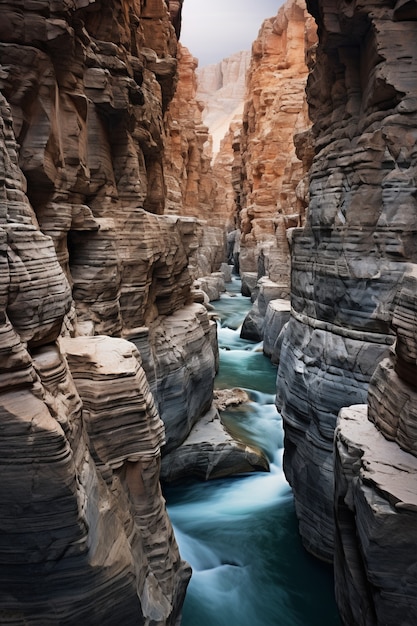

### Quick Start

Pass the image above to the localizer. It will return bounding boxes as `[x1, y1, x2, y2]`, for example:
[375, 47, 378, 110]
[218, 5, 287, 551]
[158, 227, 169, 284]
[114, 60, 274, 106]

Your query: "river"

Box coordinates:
[164, 279, 341, 626]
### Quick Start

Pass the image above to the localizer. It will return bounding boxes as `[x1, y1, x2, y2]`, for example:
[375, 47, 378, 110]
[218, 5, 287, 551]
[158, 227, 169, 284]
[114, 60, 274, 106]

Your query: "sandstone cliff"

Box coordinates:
[196, 51, 251, 156]
[276, 0, 417, 577]
[164, 43, 227, 280]
[0, 0, 218, 622]
[238, 0, 316, 292]
[232, 0, 317, 344]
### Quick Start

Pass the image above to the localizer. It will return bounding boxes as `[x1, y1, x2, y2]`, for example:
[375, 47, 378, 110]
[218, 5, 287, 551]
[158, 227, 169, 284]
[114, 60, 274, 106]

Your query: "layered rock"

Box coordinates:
[164, 43, 227, 282]
[161, 404, 269, 482]
[0, 0, 219, 621]
[276, 0, 417, 563]
[196, 51, 251, 156]
[334, 268, 417, 625]
[238, 0, 317, 289]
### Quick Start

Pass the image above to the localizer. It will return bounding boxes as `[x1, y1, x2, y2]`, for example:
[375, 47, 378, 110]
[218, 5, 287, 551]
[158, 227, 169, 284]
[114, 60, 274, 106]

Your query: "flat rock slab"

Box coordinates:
[337, 405, 417, 512]
[161, 404, 269, 482]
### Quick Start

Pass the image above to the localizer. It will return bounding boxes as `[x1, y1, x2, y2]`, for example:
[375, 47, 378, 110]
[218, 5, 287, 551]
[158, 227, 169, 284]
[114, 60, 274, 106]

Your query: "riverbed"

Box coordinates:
[165, 279, 341, 625]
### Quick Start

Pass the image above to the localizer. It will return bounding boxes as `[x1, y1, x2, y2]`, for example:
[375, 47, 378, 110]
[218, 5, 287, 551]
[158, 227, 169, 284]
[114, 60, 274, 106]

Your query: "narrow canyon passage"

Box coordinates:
[164, 278, 341, 626]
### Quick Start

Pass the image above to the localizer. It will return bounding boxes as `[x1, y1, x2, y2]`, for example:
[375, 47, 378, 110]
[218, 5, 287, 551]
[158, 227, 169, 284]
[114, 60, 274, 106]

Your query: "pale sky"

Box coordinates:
[180, 0, 286, 67]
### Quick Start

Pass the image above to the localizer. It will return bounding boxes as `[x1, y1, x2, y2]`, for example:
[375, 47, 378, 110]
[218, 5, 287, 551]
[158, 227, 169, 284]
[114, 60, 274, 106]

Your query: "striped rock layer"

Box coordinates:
[276, 0, 417, 571]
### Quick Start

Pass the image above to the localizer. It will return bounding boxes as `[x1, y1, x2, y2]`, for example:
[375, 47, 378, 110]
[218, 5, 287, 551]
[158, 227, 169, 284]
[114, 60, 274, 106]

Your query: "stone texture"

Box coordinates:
[334, 405, 417, 626]
[262, 299, 291, 363]
[334, 266, 417, 624]
[148, 303, 217, 453]
[235, 0, 316, 340]
[276, 0, 417, 563]
[163, 44, 228, 282]
[0, 332, 190, 625]
[237, 0, 317, 287]
[211, 122, 243, 237]
[196, 51, 251, 156]
[161, 404, 269, 482]
[0, 0, 217, 621]
[164, 44, 214, 220]
[241, 277, 290, 341]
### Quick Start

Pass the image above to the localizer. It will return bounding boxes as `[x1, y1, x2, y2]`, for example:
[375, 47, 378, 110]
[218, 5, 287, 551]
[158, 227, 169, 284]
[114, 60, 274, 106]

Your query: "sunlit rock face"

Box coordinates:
[334, 268, 417, 625]
[165, 44, 214, 221]
[277, 0, 417, 562]
[0, 0, 221, 621]
[164, 43, 227, 281]
[238, 0, 316, 288]
[196, 51, 251, 156]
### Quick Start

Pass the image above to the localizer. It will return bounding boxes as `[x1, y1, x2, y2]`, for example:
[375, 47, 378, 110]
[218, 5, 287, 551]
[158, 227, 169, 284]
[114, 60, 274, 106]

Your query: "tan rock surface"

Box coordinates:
[164, 44, 228, 280]
[0, 0, 207, 622]
[238, 0, 317, 287]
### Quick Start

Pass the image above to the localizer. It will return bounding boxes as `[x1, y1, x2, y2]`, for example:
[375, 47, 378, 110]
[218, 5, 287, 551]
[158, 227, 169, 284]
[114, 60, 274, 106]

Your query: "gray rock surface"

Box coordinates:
[161, 404, 269, 482]
[241, 278, 290, 342]
[262, 299, 291, 363]
[334, 405, 417, 626]
[276, 0, 417, 562]
[334, 267, 417, 625]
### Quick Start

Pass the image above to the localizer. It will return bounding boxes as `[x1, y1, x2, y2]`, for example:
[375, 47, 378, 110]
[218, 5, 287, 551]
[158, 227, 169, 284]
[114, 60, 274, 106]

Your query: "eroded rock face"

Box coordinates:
[0, 0, 210, 621]
[334, 269, 417, 626]
[164, 44, 228, 281]
[238, 0, 316, 287]
[161, 404, 269, 482]
[277, 0, 417, 562]
[196, 51, 251, 156]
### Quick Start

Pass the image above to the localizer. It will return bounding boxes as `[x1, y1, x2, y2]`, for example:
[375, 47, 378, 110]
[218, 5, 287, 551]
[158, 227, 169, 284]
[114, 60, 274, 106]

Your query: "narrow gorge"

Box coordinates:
[0, 0, 416, 625]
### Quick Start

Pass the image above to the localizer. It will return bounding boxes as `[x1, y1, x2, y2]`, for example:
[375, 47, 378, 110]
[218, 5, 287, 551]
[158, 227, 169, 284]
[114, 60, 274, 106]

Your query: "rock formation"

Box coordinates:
[276, 0, 417, 571]
[196, 51, 251, 156]
[238, 0, 317, 292]
[231, 0, 317, 343]
[0, 0, 225, 621]
[163, 43, 227, 282]
[334, 266, 417, 625]
[161, 403, 269, 482]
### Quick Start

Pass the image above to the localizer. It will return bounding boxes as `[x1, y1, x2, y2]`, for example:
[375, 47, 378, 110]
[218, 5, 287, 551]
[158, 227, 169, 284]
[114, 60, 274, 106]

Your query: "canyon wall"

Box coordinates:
[196, 51, 251, 156]
[0, 0, 219, 622]
[238, 0, 316, 291]
[164, 43, 227, 280]
[334, 265, 417, 625]
[276, 0, 417, 578]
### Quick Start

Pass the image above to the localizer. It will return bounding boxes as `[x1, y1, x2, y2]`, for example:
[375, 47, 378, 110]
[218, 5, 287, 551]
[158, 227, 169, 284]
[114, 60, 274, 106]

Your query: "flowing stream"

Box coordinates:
[165, 279, 341, 625]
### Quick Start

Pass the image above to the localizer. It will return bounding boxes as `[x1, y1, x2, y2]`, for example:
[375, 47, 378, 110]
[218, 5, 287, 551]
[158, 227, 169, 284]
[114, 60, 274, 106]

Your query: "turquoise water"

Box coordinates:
[165, 279, 341, 626]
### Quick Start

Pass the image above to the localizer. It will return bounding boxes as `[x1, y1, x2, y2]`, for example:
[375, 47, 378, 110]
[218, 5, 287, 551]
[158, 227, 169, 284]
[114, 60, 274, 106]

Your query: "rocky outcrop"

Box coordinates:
[262, 299, 291, 363]
[238, 0, 317, 290]
[161, 404, 269, 482]
[276, 0, 417, 564]
[196, 51, 251, 155]
[211, 122, 243, 235]
[334, 267, 417, 625]
[0, 0, 223, 621]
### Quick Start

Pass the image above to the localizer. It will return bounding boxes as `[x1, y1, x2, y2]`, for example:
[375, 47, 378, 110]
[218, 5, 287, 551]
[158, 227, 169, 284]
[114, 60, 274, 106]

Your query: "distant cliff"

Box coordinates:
[237, 0, 316, 289]
[196, 51, 251, 155]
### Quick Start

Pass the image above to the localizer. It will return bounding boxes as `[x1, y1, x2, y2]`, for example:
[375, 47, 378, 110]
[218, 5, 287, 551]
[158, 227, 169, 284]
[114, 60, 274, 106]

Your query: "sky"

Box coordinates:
[180, 0, 286, 67]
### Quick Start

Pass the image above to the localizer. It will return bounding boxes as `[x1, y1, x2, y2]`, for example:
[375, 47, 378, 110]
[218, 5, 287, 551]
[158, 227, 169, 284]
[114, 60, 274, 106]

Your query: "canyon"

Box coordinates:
[0, 0, 416, 625]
